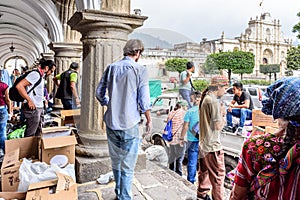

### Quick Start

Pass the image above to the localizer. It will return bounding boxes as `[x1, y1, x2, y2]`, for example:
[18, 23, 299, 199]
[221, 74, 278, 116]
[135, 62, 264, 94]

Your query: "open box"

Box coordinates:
[2, 137, 39, 192]
[40, 126, 77, 165]
[25, 172, 77, 200]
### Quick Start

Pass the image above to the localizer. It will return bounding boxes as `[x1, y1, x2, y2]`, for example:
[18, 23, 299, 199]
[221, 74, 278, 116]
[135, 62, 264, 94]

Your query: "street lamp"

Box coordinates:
[9, 42, 15, 53]
[14, 56, 19, 69]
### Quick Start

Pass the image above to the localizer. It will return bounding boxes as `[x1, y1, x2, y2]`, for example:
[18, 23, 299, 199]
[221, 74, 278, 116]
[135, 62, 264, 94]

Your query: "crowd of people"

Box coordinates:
[158, 59, 299, 200]
[0, 59, 81, 156]
[1, 39, 299, 200]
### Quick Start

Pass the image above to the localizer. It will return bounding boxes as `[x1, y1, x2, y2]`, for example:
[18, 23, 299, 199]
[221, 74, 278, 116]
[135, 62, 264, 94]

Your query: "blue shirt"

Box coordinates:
[1, 70, 12, 87]
[183, 105, 199, 141]
[96, 56, 151, 130]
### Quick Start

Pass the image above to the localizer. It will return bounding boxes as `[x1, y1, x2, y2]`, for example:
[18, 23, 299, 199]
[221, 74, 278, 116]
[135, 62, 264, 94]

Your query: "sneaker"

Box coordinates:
[222, 126, 233, 133]
[236, 127, 243, 136]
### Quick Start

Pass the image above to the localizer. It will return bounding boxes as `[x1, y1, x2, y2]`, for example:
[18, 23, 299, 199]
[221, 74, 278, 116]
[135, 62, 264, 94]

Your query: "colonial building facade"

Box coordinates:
[199, 12, 293, 77]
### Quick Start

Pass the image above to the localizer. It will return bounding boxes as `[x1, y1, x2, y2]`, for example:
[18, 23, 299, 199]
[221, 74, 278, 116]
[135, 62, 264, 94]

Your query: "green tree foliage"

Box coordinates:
[287, 46, 300, 70]
[292, 12, 300, 39]
[193, 79, 209, 92]
[205, 51, 254, 80]
[165, 58, 189, 73]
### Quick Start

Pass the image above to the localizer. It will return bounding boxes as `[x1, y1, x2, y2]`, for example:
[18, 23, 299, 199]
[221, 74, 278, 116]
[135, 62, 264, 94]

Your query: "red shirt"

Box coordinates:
[234, 133, 300, 199]
[0, 82, 8, 106]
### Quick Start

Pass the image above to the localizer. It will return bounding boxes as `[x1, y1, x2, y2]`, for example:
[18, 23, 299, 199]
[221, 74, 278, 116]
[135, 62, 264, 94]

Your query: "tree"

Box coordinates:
[292, 12, 300, 39]
[205, 51, 255, 81]
[165, 58, 189, 73]
[287, 46, 300, 71]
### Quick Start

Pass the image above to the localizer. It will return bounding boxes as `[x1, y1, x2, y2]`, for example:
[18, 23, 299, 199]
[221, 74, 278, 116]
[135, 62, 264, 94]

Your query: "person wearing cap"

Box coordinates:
[197, 75, 229, 200]
[53, 62, 80, 110]
[96, 39, 152, 200]
[166, 100, 186, 176]
[223, 82, 254, 135]
[230, 77, 300, 199]
[179, 91, 201, 184]
[178, 61, 195, 109]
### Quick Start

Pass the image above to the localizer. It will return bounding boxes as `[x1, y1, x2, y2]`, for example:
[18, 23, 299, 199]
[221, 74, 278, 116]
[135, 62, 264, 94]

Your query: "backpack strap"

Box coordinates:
[27, 70, 42, 95]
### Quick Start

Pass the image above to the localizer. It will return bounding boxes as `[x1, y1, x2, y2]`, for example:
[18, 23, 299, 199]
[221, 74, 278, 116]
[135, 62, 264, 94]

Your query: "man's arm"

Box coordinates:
[70, 81, 80, 105]
[181, 71, 191, 85]
[96, 68, 109, 106]
[16, 79, 35, 109]
[53, 76, 60, 86]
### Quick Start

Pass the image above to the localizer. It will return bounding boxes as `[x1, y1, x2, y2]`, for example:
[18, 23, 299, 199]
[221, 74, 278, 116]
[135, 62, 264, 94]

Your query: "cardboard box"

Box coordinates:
[0, 191, 26, 199]
[252, 109, 279, 128]
[26, 172, 77, 200]
[41, 127, 77, 165]
[2, 137, 39, 192]
[60, 109, 80, 125]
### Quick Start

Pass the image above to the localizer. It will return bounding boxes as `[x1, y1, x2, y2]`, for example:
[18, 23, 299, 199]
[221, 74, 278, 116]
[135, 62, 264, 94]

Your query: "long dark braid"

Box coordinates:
[199, 88, 209, 109]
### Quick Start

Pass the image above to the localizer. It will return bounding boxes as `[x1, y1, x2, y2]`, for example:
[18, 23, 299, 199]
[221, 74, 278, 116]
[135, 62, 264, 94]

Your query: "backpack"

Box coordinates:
[9, 70, 42, 102]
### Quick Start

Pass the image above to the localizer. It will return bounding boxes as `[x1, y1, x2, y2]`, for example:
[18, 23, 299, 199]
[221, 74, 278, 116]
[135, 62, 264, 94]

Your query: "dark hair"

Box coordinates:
[186, 61, 194, 69]
[123, 39, 144, 56]
[39, 58, 56, 70]
[199, 86, 219, 108]
[233, 82, 243, 90]
[70, 62, 79, 69]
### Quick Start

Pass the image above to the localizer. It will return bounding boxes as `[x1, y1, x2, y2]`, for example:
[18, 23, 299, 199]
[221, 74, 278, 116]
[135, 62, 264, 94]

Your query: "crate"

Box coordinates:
[252, 109, 278, 128]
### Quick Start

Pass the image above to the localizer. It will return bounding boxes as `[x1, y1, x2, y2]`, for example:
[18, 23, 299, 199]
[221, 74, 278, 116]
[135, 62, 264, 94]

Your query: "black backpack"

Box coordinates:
[9, 70, 42, 102]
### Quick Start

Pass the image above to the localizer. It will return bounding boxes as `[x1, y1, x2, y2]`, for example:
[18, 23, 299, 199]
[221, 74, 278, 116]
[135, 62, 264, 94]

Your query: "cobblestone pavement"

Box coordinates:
[77, 159, 232, 200]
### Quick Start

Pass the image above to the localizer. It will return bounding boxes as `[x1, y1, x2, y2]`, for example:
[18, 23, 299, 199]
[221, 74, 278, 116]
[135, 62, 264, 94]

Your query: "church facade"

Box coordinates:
[199, 12, 293, 77]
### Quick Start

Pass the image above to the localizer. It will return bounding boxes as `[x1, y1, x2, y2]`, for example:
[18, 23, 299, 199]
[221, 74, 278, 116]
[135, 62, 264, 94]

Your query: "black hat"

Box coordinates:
[70, 62, 79, 69]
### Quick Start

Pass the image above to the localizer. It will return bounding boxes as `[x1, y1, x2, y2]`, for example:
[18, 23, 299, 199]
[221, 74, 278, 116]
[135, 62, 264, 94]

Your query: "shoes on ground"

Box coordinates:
[222, 125, 233, 133]
[235, 127, 243, 136]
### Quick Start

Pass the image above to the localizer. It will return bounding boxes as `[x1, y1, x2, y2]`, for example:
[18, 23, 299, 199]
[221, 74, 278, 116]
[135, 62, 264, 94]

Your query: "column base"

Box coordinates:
[75, 150, 147, 183]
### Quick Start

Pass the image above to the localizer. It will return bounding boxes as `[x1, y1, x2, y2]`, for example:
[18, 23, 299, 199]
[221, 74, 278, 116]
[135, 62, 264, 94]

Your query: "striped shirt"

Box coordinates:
[167, 108, 185, 145]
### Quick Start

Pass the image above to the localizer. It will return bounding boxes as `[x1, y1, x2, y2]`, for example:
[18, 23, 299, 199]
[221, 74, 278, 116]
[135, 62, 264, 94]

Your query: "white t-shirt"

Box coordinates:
[25, 71, 44, 108]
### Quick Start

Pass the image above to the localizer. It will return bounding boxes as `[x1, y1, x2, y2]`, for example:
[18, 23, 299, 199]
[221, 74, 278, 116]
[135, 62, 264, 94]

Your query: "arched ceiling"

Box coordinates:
[0, 0, 64, 67]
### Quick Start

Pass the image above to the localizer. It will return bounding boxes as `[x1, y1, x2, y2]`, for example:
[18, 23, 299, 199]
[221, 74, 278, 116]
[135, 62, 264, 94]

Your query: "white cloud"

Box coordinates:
[131, 0, 300, 43]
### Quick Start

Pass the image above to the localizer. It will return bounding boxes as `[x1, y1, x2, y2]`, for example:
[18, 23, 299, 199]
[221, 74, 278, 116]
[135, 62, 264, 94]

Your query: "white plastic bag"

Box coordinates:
[17, 158, 76, 192]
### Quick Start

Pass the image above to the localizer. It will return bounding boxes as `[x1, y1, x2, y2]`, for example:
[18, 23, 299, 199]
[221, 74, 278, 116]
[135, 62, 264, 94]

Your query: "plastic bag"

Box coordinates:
[162, 120, 173, 142]
[7, 125, 26, 140]
[17, 158, 76, 192]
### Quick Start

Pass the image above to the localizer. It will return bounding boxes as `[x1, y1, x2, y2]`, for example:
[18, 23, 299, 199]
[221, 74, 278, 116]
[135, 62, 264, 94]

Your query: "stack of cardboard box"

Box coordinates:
[252, 109, 279, 136]
[0, 126, 78, 199]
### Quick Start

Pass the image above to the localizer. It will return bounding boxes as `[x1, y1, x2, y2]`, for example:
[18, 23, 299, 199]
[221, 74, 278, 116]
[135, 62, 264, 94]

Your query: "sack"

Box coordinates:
[190, 122, 200, 138]
[9, 70, 42, 102]
[162, 120, 173, 142]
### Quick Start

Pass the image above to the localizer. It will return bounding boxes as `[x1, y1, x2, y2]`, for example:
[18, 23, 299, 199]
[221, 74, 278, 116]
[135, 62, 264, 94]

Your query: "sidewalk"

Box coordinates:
[77, 160, 197, 200]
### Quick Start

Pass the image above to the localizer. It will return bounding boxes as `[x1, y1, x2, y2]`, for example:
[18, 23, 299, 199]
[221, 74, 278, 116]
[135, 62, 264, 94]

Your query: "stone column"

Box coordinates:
[48, 42, 82, 108]
[68, 9, 147, 183]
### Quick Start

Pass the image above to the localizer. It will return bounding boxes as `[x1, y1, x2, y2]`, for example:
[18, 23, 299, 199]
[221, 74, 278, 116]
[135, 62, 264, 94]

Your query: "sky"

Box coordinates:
[131, 0, 300, 43]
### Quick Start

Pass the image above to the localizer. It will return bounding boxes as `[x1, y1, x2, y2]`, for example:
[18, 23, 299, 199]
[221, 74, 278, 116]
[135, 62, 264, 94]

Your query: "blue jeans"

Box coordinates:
[187, 141, 199, 183]
[106, 124, 141, 200]
[168, 143, 186, 176]
[179, 89, 192, 108]
[61, 99, 77, 110]
[0, 108, 8, 151]
[226, 108, 252, 128]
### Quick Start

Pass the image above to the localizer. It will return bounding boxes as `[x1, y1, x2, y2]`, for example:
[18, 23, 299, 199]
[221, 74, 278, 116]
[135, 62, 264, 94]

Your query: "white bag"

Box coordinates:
[17, 158, 76, 192]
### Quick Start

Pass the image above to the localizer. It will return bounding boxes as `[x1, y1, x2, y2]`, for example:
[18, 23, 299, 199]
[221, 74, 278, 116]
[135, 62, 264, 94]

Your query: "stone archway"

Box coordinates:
[262, 48, 273, 64]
